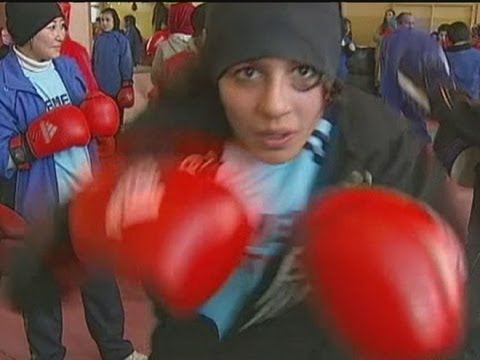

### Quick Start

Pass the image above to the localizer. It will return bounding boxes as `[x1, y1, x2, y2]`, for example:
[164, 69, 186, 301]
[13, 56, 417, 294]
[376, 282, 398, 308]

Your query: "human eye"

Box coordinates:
[45, 23, 56, 31]
[234, 65, 261, 81]
[291, 65, 321, 91]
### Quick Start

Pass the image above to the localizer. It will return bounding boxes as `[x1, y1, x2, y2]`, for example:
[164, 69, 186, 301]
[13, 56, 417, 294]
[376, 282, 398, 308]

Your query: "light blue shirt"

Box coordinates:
[21, 61, 92, 204]
[199, 118, 333, 338]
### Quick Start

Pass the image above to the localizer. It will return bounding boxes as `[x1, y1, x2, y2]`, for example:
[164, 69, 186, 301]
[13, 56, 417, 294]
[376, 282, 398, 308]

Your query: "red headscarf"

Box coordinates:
[58, 2, 71, 28]
[168, 2, 195, 35]
[57, 2, 98, 92]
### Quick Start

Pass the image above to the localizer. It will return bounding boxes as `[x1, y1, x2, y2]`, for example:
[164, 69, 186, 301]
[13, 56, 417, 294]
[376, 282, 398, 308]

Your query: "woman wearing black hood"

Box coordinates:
[119, 3, 464, 359]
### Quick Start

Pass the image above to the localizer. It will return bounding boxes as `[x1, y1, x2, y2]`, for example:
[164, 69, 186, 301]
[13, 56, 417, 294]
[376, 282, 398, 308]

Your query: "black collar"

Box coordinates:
[446, 43, 472, 52]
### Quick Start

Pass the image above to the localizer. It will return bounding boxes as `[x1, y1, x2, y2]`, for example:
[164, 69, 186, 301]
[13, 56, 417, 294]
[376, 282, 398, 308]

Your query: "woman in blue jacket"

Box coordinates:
[0, 3, 143, 360]
[92, 7, 135, 128]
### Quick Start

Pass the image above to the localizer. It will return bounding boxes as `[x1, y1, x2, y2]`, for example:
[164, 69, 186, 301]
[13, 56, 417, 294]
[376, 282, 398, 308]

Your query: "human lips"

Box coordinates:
[256, 129, 297, 149]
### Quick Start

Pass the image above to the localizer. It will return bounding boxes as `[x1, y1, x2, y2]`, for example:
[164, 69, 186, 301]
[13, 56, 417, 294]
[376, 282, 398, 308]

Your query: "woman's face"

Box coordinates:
[439, 31, 448, 44]
[385, 11, 395, 22]
[218, 57, 326, 164]
[25, 17, 65, 61]
[101, 12, 115, 32]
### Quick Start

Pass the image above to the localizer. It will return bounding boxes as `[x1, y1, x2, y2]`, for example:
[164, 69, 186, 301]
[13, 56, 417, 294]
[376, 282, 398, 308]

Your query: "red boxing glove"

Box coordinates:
[80, 90, 119, 160]
[9, 105, 91, 170]
[80, 90, 120, 138]
[301, 187, 466, 360]
[116, 81, 134, 109]
[69, 157, 254, 316]
[146, 29, 169, 57]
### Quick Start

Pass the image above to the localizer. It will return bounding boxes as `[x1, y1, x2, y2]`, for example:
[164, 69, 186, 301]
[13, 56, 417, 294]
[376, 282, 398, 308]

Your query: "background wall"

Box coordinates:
[69, 2, 92, 53]
[0, 2, 479, 48]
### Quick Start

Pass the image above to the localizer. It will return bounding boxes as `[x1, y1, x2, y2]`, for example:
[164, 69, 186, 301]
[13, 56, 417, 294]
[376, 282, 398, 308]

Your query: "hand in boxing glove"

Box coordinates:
[81, 90, 120, 138]
[9, 105, 91, 170]
[80, 90, 120, 159]
[116, 80, 134, 109]
[68, 156, 254, 317]
[301, 187, 466, 360]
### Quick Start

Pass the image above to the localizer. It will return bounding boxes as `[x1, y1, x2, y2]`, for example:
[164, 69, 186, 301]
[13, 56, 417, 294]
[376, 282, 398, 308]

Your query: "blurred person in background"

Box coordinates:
[438, 23, 450, 49]
[338, 17, 356, 82]
[373, 9, 396, 92]
[150, 2, 195, 87]
[445, 21, 480, 100]
[92, 7, 134, 129]
[396, 12, 415, 30]
[146, 2, 169, 64]
[124, 14, 145, 67]
[148, 2, 207, 101]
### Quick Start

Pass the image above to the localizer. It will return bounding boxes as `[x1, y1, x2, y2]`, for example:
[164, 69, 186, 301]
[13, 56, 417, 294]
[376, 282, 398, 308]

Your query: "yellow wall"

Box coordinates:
[99, 2, 480, 46]
[343, 2, 479, 46]
[69, 3, 92, 54]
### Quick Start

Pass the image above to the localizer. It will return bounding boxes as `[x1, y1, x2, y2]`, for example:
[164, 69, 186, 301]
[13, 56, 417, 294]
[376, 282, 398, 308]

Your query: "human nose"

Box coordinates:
[257, 76, 292, 120]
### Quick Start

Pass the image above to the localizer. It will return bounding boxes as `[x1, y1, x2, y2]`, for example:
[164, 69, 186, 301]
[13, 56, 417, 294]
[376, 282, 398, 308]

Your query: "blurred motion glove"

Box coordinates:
[302, 186, 466, 360]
